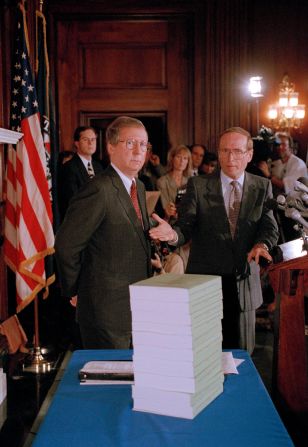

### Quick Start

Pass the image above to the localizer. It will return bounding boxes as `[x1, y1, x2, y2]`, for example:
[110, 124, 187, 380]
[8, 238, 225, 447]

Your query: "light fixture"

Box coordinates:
[249, 76, 263, 98]
[268, 74, 305, 131]
[249, 76, 263, 132]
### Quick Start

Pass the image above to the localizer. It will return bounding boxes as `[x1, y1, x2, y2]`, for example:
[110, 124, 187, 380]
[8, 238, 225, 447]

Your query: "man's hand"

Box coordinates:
[149, 213, 176, 241]
[247, 244, 272, 265]
[149, 153, 160, 166]
[70, 295, 77, 307]
[165, 202, 177, 219]
[271, 175, 284, 190]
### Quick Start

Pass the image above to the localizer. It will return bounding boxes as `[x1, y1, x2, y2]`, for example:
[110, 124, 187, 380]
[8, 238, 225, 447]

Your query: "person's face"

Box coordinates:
[172, 150, 189, 172]
[202, 161, 217, 174]
[277, 137, 291, 161]
[75, 129, 97, 159]
[218, 132, 253, 179]
[191, 146, 205, 169]
[107, 126, 148, 179]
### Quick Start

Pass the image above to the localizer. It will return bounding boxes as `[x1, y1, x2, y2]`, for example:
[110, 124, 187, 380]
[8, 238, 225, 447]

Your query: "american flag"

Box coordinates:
[4, 3, 55, 312]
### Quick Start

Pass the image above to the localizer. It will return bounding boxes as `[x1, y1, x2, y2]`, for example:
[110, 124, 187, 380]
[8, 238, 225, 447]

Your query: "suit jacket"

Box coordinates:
[58, 153, 104, 221]
[174, 170, 279, 310]
[55, 165, 152, 347]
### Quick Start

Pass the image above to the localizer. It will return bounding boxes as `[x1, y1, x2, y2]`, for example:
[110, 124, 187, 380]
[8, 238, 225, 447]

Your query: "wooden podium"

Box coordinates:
[268, 238, 308, 412]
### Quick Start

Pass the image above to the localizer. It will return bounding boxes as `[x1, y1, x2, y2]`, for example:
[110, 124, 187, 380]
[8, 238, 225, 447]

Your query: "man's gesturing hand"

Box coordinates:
[149, 213, 176, 242]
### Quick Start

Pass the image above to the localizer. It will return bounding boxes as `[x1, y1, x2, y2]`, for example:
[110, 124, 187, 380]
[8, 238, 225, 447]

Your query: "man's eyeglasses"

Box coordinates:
[80, 137, 97, 144]
[219, 148, 249, 159]
[119, 139, 149, 152]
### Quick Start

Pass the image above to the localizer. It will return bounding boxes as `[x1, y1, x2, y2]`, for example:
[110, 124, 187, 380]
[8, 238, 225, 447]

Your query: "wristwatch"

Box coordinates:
[255, 242, 269, 251]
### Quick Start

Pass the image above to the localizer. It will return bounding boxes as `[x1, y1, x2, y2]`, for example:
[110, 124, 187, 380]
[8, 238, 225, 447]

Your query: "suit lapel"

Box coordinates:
[107, 166, 149, 254]
[202, 174, 231, 238]
[74, 154, 90, 182]
[239, 173, 259, 220]
[136, 179, 150, 233]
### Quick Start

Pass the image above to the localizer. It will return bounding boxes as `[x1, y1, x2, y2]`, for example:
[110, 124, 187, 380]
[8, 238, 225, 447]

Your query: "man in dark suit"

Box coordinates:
[150, 127, 279, 353]
[55, 116, 152, 349]
[58, 126, 104, 221]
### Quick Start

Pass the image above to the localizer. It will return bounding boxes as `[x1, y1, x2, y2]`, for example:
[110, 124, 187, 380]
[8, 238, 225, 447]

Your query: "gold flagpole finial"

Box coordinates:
[39, 0, 44, 12]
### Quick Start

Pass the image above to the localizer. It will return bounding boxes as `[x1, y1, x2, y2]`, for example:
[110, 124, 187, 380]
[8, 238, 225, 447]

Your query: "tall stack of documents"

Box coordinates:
[129, 273, 224, 419]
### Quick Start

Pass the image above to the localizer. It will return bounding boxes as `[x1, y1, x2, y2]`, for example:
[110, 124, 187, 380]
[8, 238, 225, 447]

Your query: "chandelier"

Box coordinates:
[268, 75, 305, 131]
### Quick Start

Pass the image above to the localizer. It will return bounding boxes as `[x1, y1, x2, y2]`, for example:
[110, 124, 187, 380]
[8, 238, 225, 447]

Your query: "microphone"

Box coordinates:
[284, 207, 308, 230]
[301, 193, 308, 206]
[294, 179, 308, 194]
[297, 177, 308, 188]
[277, 195, 286, 207]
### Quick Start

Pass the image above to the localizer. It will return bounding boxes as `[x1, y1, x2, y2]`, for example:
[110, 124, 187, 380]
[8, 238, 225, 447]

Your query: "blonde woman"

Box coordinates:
[157, 144, 192, 223]
[156, 144, 192, 272]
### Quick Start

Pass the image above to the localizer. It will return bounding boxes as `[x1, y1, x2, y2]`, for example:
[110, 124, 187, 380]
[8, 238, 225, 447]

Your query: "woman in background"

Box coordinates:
[156, 144, 192, 272]
[157, 144, 192, 223]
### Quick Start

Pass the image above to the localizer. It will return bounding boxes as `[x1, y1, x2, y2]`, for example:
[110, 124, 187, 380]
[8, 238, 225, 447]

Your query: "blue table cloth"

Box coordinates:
[32, 349, 294, 446]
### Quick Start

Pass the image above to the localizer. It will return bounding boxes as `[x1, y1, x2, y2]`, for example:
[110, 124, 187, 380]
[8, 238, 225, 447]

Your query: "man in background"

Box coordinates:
[271, 132, 308, 241]
[190, 144, 206, 176]
[55, 116, 152, 349]
[58, 126, 103, 221]
[138, 143, 166, 191]
[271, 132, 307, 195]
[150, 127, 279, 353]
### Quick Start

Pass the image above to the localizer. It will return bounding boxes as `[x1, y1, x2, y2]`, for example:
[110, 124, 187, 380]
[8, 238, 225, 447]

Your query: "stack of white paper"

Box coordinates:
[129, 273, 224, 419]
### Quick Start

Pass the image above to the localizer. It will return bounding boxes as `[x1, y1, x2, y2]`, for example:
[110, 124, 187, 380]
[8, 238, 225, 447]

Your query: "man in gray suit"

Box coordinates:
[150, 127, 279, 353]
[55, 116, 152, 349]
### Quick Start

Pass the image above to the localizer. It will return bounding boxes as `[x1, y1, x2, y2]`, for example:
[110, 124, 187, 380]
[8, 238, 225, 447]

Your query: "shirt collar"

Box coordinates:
[111, 162, 135, 194]
[77, 153, 92, 170]
[220, 170, 245, 188]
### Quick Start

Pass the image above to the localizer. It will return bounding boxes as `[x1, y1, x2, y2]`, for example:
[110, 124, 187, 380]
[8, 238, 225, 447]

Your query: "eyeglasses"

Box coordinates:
[80, 137, 97, 143]
[219, 148, 249, 159]
[119, 139, 149, 152]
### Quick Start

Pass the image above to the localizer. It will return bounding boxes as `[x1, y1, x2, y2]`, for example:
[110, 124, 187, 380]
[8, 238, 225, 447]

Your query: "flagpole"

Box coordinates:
[23, 295, 53, 373]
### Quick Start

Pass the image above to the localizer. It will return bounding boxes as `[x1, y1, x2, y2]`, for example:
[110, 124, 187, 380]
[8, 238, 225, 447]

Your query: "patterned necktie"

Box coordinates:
[87, 161, 94, 178]
[228, 180, 241, 238]
[130, 180, 143, 224]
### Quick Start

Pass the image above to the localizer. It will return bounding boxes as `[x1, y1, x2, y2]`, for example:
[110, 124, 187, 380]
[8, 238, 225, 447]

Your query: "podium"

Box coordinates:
[268, 238, 308, 412]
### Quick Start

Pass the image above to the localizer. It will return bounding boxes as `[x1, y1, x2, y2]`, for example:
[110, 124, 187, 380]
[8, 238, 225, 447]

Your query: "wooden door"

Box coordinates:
[56, 15, 193, 161]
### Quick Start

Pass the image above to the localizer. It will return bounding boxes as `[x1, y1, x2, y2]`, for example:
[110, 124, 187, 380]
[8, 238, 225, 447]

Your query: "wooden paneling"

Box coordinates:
[81, 44, 166, 89]
[56, 14, 193, 152]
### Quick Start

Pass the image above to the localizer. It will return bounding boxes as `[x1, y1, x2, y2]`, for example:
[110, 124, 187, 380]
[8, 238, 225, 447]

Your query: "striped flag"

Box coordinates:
[4, 3, 55, 312]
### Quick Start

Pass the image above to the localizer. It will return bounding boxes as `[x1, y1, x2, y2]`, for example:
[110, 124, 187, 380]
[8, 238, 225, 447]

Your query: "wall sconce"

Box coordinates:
[268, 74, 305, 131]
[249, 76, 263, 132]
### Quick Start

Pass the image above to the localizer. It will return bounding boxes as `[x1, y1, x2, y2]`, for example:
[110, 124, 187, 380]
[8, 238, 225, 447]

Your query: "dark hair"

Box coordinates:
[203, 152, 218, 164]
[191, 144, 207, 153]
[58, 150, 74, 164]
[252, 138, 271, 163]
[73, 126, 97, 142]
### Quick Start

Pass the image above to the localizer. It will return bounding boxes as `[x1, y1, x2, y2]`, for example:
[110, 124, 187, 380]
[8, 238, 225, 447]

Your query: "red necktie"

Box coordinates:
[130, 181, 143, 224]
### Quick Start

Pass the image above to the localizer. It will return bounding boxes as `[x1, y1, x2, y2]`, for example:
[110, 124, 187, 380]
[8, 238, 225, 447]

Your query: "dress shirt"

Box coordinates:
[77, 153, 93, 171]
[192, 168, 199, 176]
[111, 162, 135, 194]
